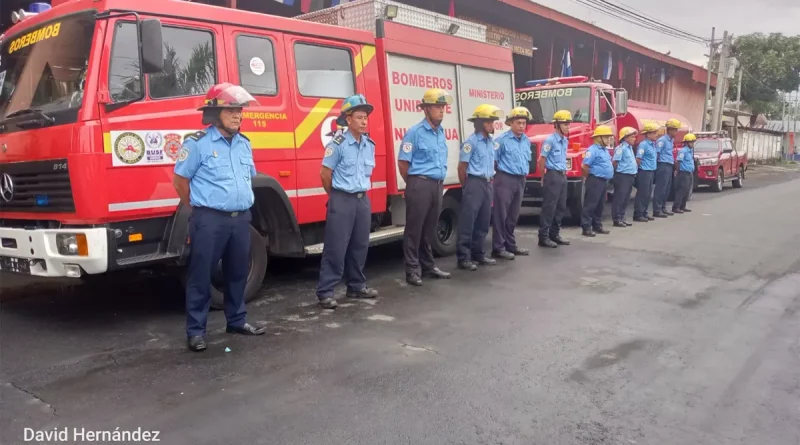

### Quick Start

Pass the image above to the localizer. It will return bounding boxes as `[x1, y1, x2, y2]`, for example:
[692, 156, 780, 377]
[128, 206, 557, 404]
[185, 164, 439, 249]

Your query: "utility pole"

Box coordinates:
[711, 31, 730, 131]
[735, 67, 743, 111]
[702, 27, 716, 131]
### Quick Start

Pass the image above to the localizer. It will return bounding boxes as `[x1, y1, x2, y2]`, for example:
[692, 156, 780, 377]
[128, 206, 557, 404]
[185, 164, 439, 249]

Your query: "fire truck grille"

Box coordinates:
[0, 159, 76, 213]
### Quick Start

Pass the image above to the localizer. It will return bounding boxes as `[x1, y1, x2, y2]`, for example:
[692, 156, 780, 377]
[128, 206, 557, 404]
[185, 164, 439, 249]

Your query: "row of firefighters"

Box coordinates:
[170, 83, 698, 352]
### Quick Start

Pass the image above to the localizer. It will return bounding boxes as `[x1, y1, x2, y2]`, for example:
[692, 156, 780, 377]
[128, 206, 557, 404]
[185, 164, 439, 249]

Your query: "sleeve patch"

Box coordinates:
[657, 141, 664, 148]
[402, 142, 413, 153]
[584, 151, 592, 159]
[542, 144, 552, 153]
[332, 134, 345, 145]
[324, 147, 334, 158]
[463, 143, 472, 153]
[637, 148, 644, 156]
[177, 148, 190, 162]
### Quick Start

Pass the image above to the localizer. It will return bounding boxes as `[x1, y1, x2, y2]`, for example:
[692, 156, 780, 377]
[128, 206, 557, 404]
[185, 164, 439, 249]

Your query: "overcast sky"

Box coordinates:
[531, 0, 800, 67]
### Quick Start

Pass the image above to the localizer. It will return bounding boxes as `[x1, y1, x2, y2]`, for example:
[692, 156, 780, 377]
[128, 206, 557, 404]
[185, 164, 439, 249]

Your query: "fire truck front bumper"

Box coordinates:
[0, 227, 108, 278]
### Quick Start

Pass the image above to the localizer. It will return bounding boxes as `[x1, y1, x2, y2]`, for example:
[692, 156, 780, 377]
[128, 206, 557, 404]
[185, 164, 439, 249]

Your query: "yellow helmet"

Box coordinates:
[505, 106, 533, 125]
[666, 118, 682, 129]
[552, 110, 573, 123]
[418, 88, 454, 108]
[642, 122, 659, 133]
[619, 126, 637, 140]
[592, 125, 614, 138]
[468, 104, 503, 122]
[683, 133, 697, 142]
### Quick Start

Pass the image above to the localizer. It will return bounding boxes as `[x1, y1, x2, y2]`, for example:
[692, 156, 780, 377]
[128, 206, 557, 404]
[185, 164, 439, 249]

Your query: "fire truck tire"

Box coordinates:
[432, 195, 460, 257]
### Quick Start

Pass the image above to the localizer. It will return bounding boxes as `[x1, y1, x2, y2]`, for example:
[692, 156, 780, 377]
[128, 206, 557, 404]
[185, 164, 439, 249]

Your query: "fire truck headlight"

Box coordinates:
[56, 234, 89, 256]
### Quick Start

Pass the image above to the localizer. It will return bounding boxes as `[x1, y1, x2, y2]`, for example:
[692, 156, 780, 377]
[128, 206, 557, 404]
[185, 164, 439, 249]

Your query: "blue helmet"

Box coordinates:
[336, 94, 374, 127]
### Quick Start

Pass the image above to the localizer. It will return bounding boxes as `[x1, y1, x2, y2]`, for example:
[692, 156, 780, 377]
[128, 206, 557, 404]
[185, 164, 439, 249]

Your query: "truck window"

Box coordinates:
[595, 90, 614, 124]
[237, 35, 277, 96]
[0, 11, 95, 123]
[693, 140, 719, 153]
[108, 22, 141, 103]
[515, 87, 591, 124]
[293, 43, 354, 98]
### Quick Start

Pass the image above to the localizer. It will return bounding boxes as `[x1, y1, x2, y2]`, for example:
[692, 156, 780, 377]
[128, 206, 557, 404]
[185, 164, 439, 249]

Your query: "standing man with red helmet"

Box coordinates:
[173, 83, 266, 352]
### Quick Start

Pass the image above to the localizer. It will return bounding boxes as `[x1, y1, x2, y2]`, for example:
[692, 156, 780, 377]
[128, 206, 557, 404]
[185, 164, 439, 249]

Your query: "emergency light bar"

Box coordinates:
[525, 76, 589, 87]
[10, 2, 50, 24]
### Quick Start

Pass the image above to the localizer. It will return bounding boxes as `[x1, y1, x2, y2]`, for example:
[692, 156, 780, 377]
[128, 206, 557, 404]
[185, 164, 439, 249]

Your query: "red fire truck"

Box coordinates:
[513, 76, 691, 219]
[0, 0, 514, 306]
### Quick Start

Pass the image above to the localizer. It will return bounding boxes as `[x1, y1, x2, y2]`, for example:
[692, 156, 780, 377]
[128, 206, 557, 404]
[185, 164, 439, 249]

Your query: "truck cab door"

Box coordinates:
[721, 140, 734, 175]
[283, 36, 364, 224]
[220, 26, 296, 209]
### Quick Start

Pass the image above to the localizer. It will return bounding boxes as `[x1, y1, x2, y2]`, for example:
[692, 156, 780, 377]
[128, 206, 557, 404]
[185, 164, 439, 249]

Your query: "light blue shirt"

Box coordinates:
[174, 126, 256, 212]
[612, 142, 637, 175]
[656, 135, 675, 164]
[636, 139, 658, 171]
[495, 131, 532, 176]
[582, 143, 614, 180]
[322, 129, 375, 193]
[459, 132, 496, 179]
[398, 119, 448, 180]
[676, 146, 695, 172]
[540, 132, 568, 171]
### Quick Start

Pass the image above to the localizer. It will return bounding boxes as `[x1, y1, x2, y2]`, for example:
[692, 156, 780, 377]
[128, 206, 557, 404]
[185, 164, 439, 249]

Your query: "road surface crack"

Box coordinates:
[400, 343, 440, 354]
[8, 382, 57, 417]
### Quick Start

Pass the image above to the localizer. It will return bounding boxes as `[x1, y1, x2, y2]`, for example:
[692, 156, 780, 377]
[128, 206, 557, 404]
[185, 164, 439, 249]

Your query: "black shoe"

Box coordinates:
[458, 260, 478, 271]
[623, 221, 633, 226]
[475, 257, 497, 266]
[582, 228, 596, 237]
[550, 236, 570, 246]
[319, 298, 338, 309]
[613, 221, 627, 228]
[672, 209, 684, 214]
[508, 247, 530, 256]
[187, 336, 207, 352]
[633, 216, 649, 222]
[682, 208, 692, 212]
[226, 323, 266, 336]
[406, 273, 423, 286]
[665, 210, 675, 216]
[492, 250, 516, 260]
[653, 213, 667, 218]
[539, 238, 558, 248]
[647, 215, 655, 221]
[594, 227, 611, 235]
[346, 287, 379, 299]
[423, 268, 451, 279]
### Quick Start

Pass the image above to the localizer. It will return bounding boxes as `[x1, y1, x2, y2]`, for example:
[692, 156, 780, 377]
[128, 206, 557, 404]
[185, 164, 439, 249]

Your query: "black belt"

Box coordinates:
[547, 170, 566, 176]
[589, 174, 610, 181]
[332, 189, 366, 198]
[658, 162, 674, 166]
[410, 175, 444, 184]
[497, 170, 526, 178]
[194, 207, 248, 217]
[468, 174, 492, 182]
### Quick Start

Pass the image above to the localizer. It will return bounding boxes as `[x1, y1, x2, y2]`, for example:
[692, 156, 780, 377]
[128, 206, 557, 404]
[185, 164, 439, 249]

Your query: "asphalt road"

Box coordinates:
[2, 164, 799, 445]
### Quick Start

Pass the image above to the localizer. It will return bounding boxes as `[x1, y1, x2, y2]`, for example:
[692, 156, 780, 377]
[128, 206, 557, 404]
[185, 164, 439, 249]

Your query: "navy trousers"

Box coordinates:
[316, 190, 371, 299]
[653, 162, 674, 214]
[611, 172, 635, 222]
[457, 175, 492, 262]
[633, 170, 655, 218]
[185, 207, 250, 337]
[491, 171, 525, 253]
[538, 170, 568, 239]
[581, 175, 608, 230]
[672, 171, 693, 211]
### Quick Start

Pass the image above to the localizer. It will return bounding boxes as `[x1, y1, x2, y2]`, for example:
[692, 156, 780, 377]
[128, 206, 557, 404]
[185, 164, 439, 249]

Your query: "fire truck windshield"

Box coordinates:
[514, 86, 591, 124]
[0, 11, 95, 127]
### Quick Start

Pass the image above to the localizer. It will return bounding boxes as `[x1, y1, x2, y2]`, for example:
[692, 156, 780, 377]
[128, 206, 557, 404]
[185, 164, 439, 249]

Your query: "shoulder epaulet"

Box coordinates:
[332, 134, 345, 145]
[186, 130, 207, 141]
[239, 132, 250, 142]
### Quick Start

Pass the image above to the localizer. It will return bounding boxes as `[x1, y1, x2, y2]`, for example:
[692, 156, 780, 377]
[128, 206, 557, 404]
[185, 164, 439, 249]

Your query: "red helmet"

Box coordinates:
[198, 83, 259, 110]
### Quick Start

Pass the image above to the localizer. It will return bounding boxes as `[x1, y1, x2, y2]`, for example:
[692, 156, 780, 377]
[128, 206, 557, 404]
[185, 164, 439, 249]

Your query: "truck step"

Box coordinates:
[304, 226, 406, 256]
[116, 252, 180, 267]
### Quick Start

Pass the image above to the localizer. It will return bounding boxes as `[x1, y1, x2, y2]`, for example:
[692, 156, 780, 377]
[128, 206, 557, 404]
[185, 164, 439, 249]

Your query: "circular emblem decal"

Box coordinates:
[145, 131, 163, 149]
[163, 133, 182, 161]
[320, 116, 338, 148]
[114, 132, 146, 165]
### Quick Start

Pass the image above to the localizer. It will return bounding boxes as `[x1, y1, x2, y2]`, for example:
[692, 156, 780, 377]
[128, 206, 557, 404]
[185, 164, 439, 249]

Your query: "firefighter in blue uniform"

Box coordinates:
[633, 122, 659, 222]
[173, 83, 266, 352]
[398, 88, 454, 286]
[611, 126, 638, 227]
[315, 94, 380, 309]
[653, 118, 682, 217]
[491, 107, 533, 260]
[672, 133, 697, 214]
[456, 104, 503, 271]
[580, 125, 615, 237]
[537, 110, 573, 248]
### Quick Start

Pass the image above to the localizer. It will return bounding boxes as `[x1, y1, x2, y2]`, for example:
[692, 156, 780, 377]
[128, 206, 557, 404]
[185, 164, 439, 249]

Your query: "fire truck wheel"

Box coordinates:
[432, 195, 459, 257]
[208, 225, 268, 310]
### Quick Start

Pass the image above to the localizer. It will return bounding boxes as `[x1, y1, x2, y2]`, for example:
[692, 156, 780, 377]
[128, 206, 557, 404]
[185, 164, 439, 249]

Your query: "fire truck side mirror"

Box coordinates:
[614, 89, 628, 116]
[140, 19, 164, 74]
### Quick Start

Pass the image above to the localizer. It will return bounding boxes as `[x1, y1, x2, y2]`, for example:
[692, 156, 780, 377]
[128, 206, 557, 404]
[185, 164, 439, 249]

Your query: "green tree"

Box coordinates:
[730, 33, 800, 119]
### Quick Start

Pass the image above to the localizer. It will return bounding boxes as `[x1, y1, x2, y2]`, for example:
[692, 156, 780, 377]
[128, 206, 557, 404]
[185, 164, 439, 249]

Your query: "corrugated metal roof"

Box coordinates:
[759, 121, 800, 132]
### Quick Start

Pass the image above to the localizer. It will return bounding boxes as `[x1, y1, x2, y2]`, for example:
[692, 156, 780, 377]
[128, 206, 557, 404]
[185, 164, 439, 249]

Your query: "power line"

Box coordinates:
[592, 0, 707, 42]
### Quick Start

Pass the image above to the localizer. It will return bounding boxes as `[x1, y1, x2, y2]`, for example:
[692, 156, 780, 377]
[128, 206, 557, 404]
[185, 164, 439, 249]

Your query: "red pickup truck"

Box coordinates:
[691, 132, 747, 192]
